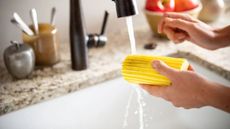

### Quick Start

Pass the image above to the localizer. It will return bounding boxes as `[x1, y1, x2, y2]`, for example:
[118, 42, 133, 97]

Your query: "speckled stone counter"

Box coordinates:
[176, 42, 230, 80]
[0, 27, 178, 115]
[1, 25, 230, 116]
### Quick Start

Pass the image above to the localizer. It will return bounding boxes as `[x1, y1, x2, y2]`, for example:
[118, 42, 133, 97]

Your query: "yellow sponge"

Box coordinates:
[122, 55, 189, 86]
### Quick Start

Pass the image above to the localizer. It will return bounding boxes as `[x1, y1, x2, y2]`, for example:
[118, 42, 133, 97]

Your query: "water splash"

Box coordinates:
[135, 87, 145, 129]
[122, 89, 134, 128]
[122, 87, 145, 129]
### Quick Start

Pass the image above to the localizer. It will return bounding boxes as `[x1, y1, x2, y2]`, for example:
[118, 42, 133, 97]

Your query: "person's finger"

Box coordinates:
[140, 85, 172, 102]
[164, 12, 197, 22]
[175, 38, 186, 44]
[152, 60, 178, 80]
[140, 85, 165, 97]
[162, 25, 188, 43]
[158, 13, 167, 33]
[174, 32, 187, 43]
[163, 26, 176, 42]
[165, 28, 187, 43]
[164, 17, 193, 32]
[158, 18, 164, 34]
[158, 13, 197, 34]
[188, 64, 194, 71]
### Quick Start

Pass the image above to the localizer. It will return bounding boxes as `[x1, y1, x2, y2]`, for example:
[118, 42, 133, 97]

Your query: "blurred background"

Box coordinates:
[1, 0, 230, 67]
[0, 0, 146, 67]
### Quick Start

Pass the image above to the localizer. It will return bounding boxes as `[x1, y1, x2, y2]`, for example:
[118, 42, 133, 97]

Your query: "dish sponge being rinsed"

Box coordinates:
[122, 55, 190, 86]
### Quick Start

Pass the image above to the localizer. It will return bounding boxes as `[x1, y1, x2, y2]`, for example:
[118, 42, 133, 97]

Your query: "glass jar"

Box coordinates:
[22, 23, 60, 66]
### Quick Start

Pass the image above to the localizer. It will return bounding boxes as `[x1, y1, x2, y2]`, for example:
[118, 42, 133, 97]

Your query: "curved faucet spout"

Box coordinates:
[113, 0, 139, 18]
[69, 0, 138, 71]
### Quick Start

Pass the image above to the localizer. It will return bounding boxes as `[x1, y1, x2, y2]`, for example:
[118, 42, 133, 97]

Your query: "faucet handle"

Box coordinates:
[87, 11, 109, 48]
[100, 11, 109, 35]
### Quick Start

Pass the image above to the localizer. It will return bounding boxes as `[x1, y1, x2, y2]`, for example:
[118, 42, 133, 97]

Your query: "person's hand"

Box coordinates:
[140, 60, 210, 109]
[140, 60, 230, 112]
[158, 12, 229, 50]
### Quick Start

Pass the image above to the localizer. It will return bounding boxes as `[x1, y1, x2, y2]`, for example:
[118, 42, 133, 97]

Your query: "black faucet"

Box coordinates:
[70, 0, 138, 70]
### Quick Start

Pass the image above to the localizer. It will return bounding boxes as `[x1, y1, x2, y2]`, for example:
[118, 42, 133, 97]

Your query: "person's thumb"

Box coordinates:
[152, 60, 177, 79]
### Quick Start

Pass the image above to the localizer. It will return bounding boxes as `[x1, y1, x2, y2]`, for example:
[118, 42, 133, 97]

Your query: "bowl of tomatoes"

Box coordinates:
[144, 0, 202, 35]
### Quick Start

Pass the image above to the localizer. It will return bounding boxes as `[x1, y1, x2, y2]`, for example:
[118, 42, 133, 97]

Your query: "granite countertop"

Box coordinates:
[0, 27, 178, 115]
[1, 22, 230, 116]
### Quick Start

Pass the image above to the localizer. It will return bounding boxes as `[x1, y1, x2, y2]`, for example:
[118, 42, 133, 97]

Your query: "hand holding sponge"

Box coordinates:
[122, 55, 190, 86]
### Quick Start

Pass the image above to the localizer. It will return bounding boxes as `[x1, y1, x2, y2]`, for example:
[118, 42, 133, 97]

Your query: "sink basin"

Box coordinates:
[0, 60, 230, 129]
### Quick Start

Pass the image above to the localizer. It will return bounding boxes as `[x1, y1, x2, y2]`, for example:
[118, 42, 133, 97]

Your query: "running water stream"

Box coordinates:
[126, 17, 136, 54]
[122, 16, 145, 129]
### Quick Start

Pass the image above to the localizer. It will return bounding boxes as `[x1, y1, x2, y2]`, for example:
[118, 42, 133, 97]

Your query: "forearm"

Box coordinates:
[202, 82, 230, 113]
[212, 25, 230, 49]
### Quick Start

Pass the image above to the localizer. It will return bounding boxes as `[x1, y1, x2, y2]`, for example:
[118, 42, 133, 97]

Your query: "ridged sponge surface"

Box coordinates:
[122, 55, 189, 86]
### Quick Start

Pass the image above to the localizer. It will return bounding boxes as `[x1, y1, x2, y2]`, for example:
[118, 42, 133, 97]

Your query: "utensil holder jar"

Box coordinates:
[22, 23, 60, 66]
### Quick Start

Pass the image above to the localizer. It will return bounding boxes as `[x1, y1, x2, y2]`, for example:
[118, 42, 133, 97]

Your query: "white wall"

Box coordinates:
[0, 0, 145, 66]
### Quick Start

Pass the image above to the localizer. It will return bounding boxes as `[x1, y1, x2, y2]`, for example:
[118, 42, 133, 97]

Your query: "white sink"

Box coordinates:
[0, 60, 230, 129]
